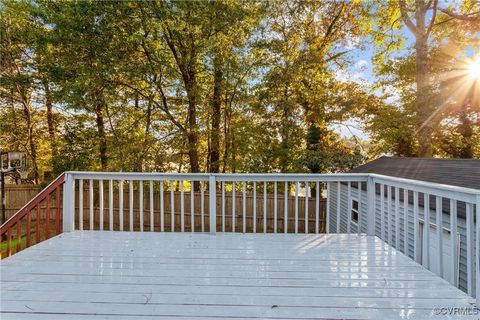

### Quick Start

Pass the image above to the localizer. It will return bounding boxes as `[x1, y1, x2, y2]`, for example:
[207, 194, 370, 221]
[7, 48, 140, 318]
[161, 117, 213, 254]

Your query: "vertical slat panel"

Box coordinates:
[119, 180, 124, 231]
[150, 180, 154, 232]
[99, 180, 104, 231]
[263, 182, 267, 233]
[242, 182, 246, 233]
[449, 199, 457, 286]
[160, 181, 164, 232]
[423, 193, 430, 269]
[403, 189, 408, 254]
[294, 182, 299, 234]
[232, 181, 236, 232]
[191, 181, 194, 232]
[326, 182, 330, 233]
[129, 180, 134, 231]
[387, 186, 392, 246]
[304, 182, 309, 233]
[395, 187, 400, 249]
[170, 181, 175, 232]
[380, 184, 385, 240]
[253, 181, 257, 233]
[336, 182, 341, 233]
[35, 204, 40, 244]
[109, 180, 113, 231]
[274, 182, 278, 233]
[436, 196, 443, 277]
[466, 203, 474, 296]
[221, 181, 225, 232]
[357, 182, 362, 235]
[79, 179, 83, 231]
[89, 179, 94, 231]
[180, 181, 184, 232]
[315, 181, 319, 234]
[201, 181, 205, 232]
[413, 191, 419, 262]
[347, 182, 352, 234]
[284, 181, 288, 234]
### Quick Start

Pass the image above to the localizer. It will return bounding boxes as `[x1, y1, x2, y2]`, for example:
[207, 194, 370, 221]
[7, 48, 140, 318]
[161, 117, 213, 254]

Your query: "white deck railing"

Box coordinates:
[61, 171, 480, 300]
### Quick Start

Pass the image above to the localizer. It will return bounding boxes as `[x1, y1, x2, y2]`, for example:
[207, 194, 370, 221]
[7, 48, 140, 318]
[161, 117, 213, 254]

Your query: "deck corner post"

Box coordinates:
[366, 175, 375, 236]
[475, 194, 480, 303]
[62, 173, 75, 232]
[209, 174, 217, 234]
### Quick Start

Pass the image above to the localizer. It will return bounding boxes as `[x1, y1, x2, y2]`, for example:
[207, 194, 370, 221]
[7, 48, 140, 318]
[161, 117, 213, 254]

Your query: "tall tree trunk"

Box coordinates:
[95, 104, 108, 171]
[209, 58, 222, 173]
[44, 81, 56, 158]
[22, 101, 39, 184]
[458, 108, 473, 158]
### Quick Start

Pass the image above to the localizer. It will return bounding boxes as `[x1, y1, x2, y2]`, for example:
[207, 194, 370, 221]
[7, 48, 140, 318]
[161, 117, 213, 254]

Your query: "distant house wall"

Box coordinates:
[328, 181, 472, 294]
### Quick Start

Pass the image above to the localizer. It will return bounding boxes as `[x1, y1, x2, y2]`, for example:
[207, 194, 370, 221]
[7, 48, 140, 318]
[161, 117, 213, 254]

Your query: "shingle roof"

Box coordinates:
[350, 156, 480, 190]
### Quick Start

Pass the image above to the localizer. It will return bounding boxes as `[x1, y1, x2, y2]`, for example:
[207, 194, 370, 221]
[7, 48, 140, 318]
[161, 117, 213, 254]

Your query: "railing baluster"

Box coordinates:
[79, 179, 83, 231]
[475, 195, 480, 301]
[89, 179, 94, 231]
[232, 181, 236, 232]
[150, 180, 154, 232]
[466, 203, 474, 296]
[180, 181, 184, 232]
[35, 204, 40, 244]
[403, 189, 408, 254]
[119, 180, 124, 231]
[138, 181, 143, 232]
[99, 180, 104, 231]
[221, 181, 225, 232]
[274, 182, 278, 233]
[284, 181, 288, 233]
[16, 221, 21, 252]
[380, 184, 385, 239]
[336, 182, 341, 233]
[253, 181, 257, 233]
[326, 182, 330, 233]
[45, 192, 50, 239]
[242, 181, 246, 233]
[170, 180, 175, 232]
[109, 180, 113, 231]
[263, 182, 267, 233]
[191, 181, 194, 232]
[26, 211, 31, 247]
[315, 182, 319, 234]
[305, 182, 309, 234]
[56, 186, 61, 235]
[347, 182, 352, 234]
[7, 228, 12, 257]
[450, 199, 457, 286]
[387, 186, 392, 246]
[436, 196, 443, 277]
[201, 181, 205, 232]
[395, 187, 400, 249]
[160, 181, 164, 232]
[208, 175, 216, 233]
[424, 193, 430, 269]
[358, 182, 362, 235]
[129, 180, 134, 232]
[294, 182, 299, 233]
[413, 191, 419, 262]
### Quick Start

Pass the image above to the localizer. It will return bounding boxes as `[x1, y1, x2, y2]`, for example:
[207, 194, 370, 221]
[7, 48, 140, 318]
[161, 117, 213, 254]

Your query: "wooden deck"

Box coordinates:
[0, 232, 476, 319]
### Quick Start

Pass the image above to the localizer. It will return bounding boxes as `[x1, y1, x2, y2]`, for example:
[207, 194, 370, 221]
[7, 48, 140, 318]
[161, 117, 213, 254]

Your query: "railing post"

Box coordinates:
[476, 194, 480, 303]
[209, 175, 216, 234]
[366, 175, 375, 236]
[62, 173, 75, 232]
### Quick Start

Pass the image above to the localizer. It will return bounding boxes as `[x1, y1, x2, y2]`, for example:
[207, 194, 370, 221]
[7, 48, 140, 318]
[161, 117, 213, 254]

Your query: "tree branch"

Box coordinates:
[426, 0, 439, 37]
[439, 8, 480, 22]
[399, 0, 419, 36]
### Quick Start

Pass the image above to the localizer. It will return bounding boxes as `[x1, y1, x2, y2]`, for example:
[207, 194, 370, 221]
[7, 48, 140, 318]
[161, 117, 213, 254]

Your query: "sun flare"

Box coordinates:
[468, 58, 480, 79]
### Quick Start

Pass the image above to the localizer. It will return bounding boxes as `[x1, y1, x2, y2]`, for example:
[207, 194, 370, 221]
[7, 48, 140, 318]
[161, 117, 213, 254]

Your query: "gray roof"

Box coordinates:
[350, 156, 480, 190]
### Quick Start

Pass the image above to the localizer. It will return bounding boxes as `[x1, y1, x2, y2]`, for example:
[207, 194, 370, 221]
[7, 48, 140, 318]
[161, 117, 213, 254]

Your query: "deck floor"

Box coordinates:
[0, 231, 475, 319]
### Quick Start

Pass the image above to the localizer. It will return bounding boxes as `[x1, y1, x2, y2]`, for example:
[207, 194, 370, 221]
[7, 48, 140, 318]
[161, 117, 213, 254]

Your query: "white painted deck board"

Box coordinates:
[0, 232, 475, 319]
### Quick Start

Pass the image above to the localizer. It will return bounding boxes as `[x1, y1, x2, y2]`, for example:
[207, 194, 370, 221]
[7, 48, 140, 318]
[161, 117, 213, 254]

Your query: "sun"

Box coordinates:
[468, 57, 480, 79]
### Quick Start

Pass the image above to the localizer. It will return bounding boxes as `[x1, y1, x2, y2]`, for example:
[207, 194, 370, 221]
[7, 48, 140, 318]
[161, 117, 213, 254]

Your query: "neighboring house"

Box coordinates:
[329, 156, 480, 294]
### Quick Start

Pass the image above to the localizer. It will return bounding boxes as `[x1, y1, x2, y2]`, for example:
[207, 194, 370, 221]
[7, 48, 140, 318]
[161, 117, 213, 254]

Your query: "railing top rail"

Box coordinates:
[0, 173, 65, 234]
